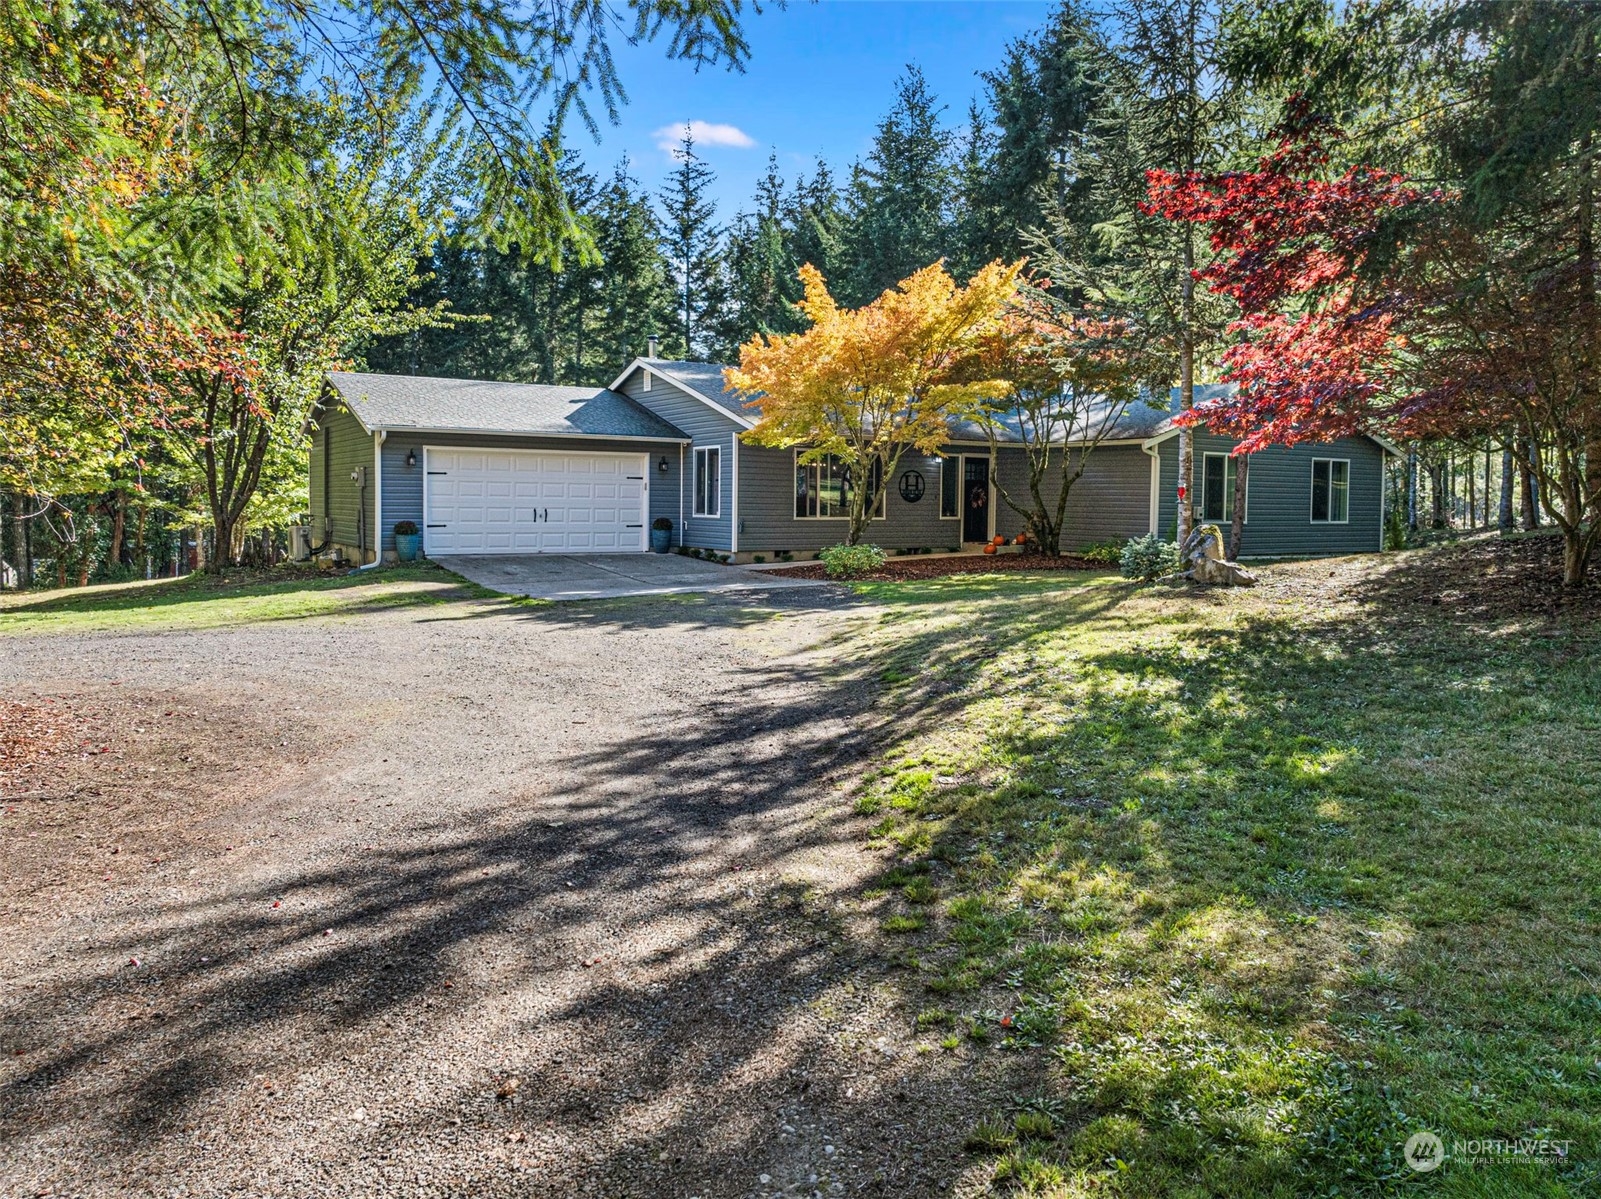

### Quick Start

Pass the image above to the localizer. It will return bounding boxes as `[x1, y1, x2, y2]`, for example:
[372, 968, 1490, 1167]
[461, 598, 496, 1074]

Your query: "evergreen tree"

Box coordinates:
[657, 127, 728, 359]
[590, 161, 681, 372]
[786, 161, 850, 286]
[842, 67, 955, 305]
[721, 153, 803, 350]
[949, 103, 1002, 281]
[1029, 0, 1244, 544]
[979, 1, 1104, 261]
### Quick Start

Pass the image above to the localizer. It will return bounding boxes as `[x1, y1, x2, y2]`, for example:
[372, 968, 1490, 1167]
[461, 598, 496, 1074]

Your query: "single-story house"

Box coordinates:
[306, 362, 1395, 564]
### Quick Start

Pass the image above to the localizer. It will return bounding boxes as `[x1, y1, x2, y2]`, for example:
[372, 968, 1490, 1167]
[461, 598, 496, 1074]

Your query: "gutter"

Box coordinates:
[360, 429, 386, 569]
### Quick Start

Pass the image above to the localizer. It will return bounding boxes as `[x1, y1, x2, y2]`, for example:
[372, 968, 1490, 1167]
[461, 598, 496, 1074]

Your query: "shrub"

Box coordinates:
[393, 520, 419, 536]
[1079, 539, 1123, 565]
[651, 516, 673, 532]
[1120, 533, 1178, 581]
[819, 542, 887, 578]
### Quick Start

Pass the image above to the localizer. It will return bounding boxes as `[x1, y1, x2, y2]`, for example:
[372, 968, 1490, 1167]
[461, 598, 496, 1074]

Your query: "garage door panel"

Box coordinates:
[425, 448, 647, 554]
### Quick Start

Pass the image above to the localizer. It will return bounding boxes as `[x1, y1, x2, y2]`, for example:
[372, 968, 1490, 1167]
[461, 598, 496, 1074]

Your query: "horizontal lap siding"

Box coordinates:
[737, 446, 968, 553]
[1157, 431, 1385, 557]
[992, 445, 1154, 549]
[308, 403, 374, 557]
[617, 368, 737, 551]
[380, 432, 680, 555]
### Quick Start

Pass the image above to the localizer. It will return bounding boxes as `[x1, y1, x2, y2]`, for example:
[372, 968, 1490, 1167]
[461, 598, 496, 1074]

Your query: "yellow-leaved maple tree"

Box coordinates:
[726, 258, 1023, 545]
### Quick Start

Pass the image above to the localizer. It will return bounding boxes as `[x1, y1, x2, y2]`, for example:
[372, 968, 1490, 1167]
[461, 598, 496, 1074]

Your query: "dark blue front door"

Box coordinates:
[963, 457, 990, 542]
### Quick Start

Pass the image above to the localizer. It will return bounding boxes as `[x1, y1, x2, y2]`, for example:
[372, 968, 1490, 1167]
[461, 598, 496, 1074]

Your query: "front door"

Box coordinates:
[962, 457, 991, 543]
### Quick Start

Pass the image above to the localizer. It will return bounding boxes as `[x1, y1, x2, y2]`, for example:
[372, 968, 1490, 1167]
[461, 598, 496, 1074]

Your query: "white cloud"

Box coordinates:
[652, 120, 757, 154]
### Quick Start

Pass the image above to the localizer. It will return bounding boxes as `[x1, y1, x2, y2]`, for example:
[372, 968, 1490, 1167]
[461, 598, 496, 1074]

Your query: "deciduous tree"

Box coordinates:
[729, 260, 1023, 546]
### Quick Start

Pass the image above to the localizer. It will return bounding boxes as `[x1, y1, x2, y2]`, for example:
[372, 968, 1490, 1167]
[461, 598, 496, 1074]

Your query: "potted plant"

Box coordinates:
[650, 516, 673, 553]
[393, 520, 421, 562]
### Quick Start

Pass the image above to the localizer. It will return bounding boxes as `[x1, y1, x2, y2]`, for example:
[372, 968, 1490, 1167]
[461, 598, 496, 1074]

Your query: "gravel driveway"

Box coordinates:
[1, 584, 1013, 1198]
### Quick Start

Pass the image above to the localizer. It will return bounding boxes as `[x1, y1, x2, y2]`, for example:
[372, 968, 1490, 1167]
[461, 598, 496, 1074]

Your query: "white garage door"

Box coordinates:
[424, 448, 648, 554]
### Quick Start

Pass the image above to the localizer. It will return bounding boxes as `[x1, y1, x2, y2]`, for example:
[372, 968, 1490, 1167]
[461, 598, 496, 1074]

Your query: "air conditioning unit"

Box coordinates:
[289, 526, 311, 561]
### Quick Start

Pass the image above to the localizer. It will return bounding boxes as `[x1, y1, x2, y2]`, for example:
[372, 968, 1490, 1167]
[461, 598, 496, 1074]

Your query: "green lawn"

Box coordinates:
[0, 562, 497, 635]
[843, 559, 1600, 1197]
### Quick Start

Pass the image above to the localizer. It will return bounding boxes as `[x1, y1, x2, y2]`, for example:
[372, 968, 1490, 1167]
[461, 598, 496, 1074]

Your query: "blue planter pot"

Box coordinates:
[649, 527, 672, 553]
[394, 533, 421, 562]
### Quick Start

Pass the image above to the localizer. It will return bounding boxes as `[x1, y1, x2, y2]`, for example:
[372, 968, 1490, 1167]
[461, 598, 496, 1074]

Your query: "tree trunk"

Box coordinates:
[1428, 462, 1447, 528]
[1465, 451, 1476, 530]
[1519, 438, 1539, 530]
[109, 492, 126, 570]
[10, 493, 26, 587]
[1227, 454, 1249, 561]
[1406, 450, 1418, 531]
[1562, 528, 1591, 586]
[1483, 449, 1492, 527]
[1499, 443, 1514, 531]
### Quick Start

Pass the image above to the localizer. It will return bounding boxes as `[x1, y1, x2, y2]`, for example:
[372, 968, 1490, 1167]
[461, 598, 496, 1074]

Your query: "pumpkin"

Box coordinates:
[983, 543, 997, 555]
[1015, 531, 1028, 544]
[992, 535, 1005, 546]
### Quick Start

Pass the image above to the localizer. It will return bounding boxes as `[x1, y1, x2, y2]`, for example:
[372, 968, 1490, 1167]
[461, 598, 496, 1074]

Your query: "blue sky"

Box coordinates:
[576, 1, 1054, 216]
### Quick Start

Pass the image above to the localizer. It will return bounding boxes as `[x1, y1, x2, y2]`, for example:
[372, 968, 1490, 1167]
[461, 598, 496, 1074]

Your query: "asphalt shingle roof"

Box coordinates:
[639, 359, 1223, 444]
[323, 372, 689, 441]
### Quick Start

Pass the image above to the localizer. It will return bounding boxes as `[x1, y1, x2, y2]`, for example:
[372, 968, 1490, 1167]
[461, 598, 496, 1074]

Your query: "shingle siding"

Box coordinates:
[378, 431, 680, 556]
[618, 366, 740, 552]
[308, 401, 376, 561]
[1155, 430, 1386, 557]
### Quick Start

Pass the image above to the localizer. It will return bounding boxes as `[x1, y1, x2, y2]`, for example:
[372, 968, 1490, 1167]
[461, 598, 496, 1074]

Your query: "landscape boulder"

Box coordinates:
[1179, 524, 1257, 587]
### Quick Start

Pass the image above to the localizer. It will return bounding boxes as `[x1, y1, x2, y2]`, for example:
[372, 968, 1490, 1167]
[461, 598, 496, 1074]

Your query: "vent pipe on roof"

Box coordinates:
[647, 334, 659, 359]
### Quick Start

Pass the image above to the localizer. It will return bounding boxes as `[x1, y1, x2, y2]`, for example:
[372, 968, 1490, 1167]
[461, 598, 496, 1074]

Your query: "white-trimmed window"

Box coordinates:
[693, 446, 721, 517]
[1310, 458, 1349, 523]
[939, 457, 960, 519]
[794, 452, 884, 519]
[1201, 452, 1247, 523]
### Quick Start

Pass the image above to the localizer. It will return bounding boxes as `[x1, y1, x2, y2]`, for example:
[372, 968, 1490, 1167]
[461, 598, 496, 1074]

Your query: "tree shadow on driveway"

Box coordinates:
[0, 581, 1123, 1197]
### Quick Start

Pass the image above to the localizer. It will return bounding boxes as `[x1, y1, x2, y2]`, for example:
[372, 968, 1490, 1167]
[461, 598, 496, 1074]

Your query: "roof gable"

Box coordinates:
[611, 358, 756, 429]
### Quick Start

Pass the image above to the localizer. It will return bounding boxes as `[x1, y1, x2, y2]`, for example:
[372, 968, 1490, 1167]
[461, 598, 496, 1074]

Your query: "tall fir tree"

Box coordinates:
[657, 127, 728, 359]
[786, 161, 850, 287]
[979, 0, 1104, 262]
[842, 67, 955, 305]
[591, 161, 681, 371]
[721, 153, 803, 350]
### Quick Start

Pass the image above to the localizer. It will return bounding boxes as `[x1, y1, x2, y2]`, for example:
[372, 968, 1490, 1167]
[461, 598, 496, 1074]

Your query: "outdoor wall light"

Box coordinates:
[658, 455, 669, 474]
[406, 449, 417, 467]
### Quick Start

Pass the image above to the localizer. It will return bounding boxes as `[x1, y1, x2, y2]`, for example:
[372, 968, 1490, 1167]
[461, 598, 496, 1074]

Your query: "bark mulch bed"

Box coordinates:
[756, 551, 1110, 582]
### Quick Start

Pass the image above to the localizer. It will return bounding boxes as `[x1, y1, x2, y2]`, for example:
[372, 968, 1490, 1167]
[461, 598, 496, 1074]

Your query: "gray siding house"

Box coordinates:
[307, 362, 1394, 564]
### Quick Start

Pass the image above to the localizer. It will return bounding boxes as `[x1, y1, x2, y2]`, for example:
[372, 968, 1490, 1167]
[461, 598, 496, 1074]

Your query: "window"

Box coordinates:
[1310, 458, 1349, 523]
[693, 446, 721, 517]
[1201, 452, 1247, 523]
[939, 457, 960, 519]
[794, 453, 885, 519]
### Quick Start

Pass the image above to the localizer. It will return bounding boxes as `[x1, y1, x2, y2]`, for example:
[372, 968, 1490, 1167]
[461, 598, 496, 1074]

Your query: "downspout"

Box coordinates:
[360, 429, 386, 569]
[1143, 442, 1161, 534]
[678, 442, 685, 546]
